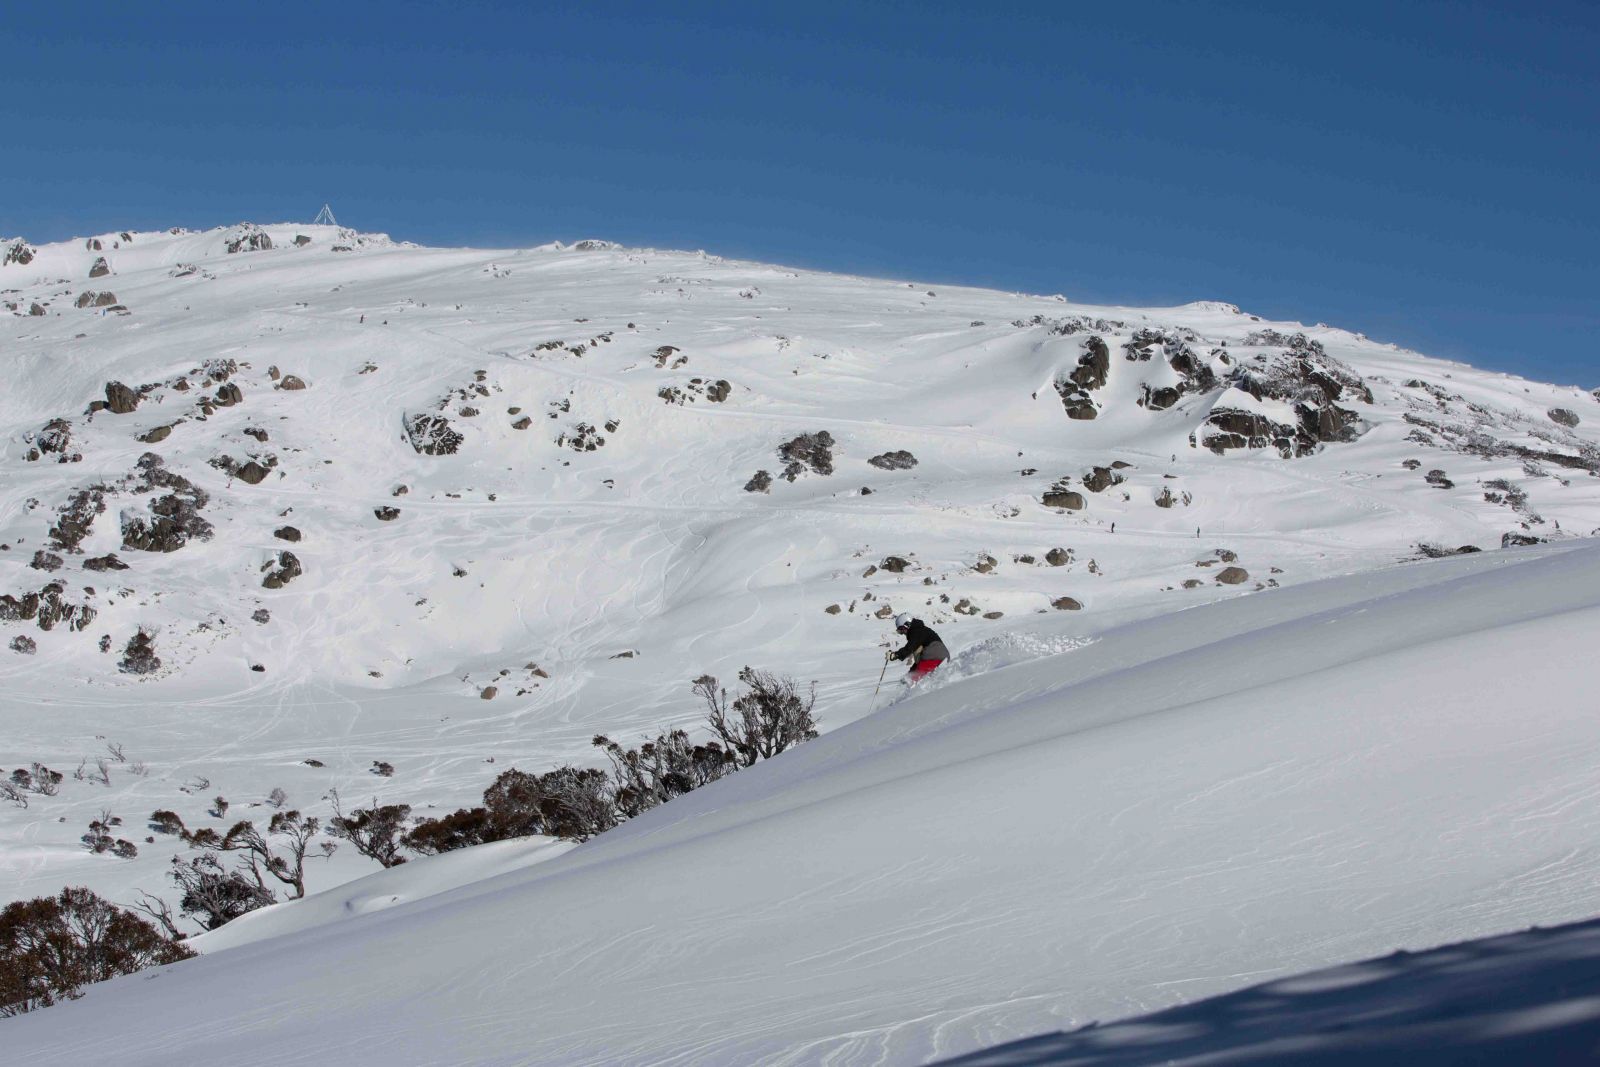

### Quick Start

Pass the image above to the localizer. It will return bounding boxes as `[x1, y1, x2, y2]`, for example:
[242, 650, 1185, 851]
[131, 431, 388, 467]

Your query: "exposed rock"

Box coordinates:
[1218, 550, 1238, 562]
[28, 302, 44, 316]
[215, 383, 243, 406]
[75, 290, 118, 309]
[1425, 469, 1455, 489]
[1501, 532, 1546, 548]
[824, 604, 842, 614]
[374, 507, 401, 521]
[120, 456, 213, 553]
[868, 450, 918, 471]
[704, 379, 732, 402]
[406, 413, 463, 456]
[252, 609, 271, 623]
[277, 375, 307, 391]
[512, 416, 532, 430]
[30, 550, 63, 572]
[558, 423, 607, 451]
[31, 418, 74, 461]
[49, 485, 109, 552]
[294, 235, 311, 247]
[743, 470, 773, 493]
[119, 630, 161, 674]
[88, 256, 111, 278]
[9, 635, 37, 655]
[1183, 579, 1203, 589]
[225, 225, 273, 254]
[243, 427, 268, 442]
[1199, 336, 1371, 458]
[4, 239, 36, 266]
[778, 431, 835, 480]
[1401, 458, 1422, 470]
[261, 551, 303, 589]
[83, 554, 128, 572]
[1051, 596, 1082, 610]
[973, 554, 998, 574]
[103, 381, 140, 414]
[1549, 408, 1580, 428]
[1042, 486, 1086, 511]
[138, 424, 174, 444]
[1154, 487, 1176, 508]
[480, 686, 497, 700]
[1216, 566, 1250, 585]
[874, 604, 895, 619]
[274, 526, 302, 542]
[232, 460, 273, 484]
[880, 556, 911, 573]
[1045, 548, 1071, 567]
[1082, 466, 1123, 493]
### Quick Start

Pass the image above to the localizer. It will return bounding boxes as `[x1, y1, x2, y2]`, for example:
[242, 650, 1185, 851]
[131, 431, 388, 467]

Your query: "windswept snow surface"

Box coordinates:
[8, 540, 1600, 1064]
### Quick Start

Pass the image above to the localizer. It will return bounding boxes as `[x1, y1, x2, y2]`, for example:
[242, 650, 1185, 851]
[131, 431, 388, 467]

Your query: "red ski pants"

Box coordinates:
[908, 658, 944, 681]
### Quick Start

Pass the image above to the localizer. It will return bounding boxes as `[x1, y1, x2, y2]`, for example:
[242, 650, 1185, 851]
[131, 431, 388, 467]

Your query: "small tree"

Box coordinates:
[401, 807, 498, 856]
[168, 854, 275, 931]
[217, 810, 335, 899]
[328, 790, 411, 868]
[0, 887, 193, 1016]
[694, 668, 818, 768]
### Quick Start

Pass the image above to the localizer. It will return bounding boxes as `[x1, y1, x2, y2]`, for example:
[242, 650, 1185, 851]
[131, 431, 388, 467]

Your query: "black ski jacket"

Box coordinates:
[892, 620, 949, 664]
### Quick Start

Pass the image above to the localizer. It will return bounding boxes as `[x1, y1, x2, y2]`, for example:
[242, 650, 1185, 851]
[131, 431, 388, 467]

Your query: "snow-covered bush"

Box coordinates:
[694, 668, 818, 768]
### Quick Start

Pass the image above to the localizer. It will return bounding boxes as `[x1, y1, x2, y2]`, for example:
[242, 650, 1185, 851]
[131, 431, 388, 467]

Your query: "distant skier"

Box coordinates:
[887, 613, 949, 682]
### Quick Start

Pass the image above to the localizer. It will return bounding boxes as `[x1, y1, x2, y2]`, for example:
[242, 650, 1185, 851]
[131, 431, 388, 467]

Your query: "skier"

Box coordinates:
[887, 613, 949, 682]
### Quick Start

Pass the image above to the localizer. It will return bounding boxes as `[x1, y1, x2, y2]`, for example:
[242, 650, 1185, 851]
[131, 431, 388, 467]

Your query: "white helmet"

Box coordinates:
[893, 613, 912, 629]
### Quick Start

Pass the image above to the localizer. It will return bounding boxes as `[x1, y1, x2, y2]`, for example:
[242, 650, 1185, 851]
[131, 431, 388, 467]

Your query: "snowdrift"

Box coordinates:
[8, 539, 1600, 1065]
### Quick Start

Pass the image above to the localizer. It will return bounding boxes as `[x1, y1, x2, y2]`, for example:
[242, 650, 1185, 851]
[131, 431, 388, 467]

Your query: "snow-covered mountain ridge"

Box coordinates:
[4, 222, 1600, 1030]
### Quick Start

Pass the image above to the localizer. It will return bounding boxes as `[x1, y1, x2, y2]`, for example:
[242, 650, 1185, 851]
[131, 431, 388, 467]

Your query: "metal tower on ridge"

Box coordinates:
[313, 203, 338, 226]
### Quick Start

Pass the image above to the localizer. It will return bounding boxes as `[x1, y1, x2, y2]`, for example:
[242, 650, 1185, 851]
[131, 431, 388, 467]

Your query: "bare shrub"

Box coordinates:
[593, 729, 736, 818]
[148, 809, 187, 836]
[694, 668, 818, 768]
[1, 781, 26, 809]
[0, 887, 193, 1015]
[168, 854, 274, 931]
[328, 790, 411, 868]
[266, 787, 287, 809]
[211, 811, 334, 900]
[210, 795, 229, 818]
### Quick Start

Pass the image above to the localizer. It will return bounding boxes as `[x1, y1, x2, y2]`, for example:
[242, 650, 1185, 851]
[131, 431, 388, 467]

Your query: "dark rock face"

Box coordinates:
[261, 551, 303, 589]
[1045, 548, 1071, 567]
[138, 424, 174, 444]
[1216, 566, 1250, 585]
[235, 461, 272, 484]
[1051, 596, 1082, 610]
[28, 302, 45, 316]
[374, 507, 401, 521]
[1154, 487, 1176, 508]
[880, 556, 911, 573]
[274, 527, 301, 542]
[1549, 408, 1580, 428]
[83, 554, 128, 572]
[1042, 485, 1086, 510]
[406, 413, 463, 456]
[277, 375, 307, 391]
[558, 423, 607, 451]
[121, 455, 213, 553]
[88, 256, 111, 278]
[252, 609, 271, 623]
[119, 630, 161, 674]
[778, 431, 835, 480]
[511, 416, 532, 430]
[243, 427, 269, 442]
[49, 486, 109, 552]
[704, 379, 732, 402]
[868, 450, 918, 471]
[1199, 335, 1370, 458]
[1501, 532, 1546, 548]
[29, 550, 63, 572]
[0, 583, 97, 633]
[293, 234, 311, 246]
[225, 225, 273, 253]
[103, 381, 140, 414]
[75, 290, 118, 309]
[215, 383, 243, 406]
[743, 470, 773, 493]
[1425, 469, 1455, 489]
[32, 418, 75, 462]
[3, 239, 35, 266]
[1082, 466, 1123, 493]
[9, 635, 36, 655]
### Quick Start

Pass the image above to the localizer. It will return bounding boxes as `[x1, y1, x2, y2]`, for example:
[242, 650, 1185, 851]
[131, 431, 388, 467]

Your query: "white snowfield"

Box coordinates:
[4, 224, 1600, 1061]
[9, 539, 1600, 1064]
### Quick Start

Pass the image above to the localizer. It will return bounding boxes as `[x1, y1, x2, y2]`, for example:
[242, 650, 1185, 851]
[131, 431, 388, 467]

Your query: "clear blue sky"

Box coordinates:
[5, 1, 1596, 384]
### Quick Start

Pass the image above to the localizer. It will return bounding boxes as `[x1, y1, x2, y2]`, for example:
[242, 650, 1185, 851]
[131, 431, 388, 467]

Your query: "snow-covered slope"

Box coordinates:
[7, 538, 1600, 1063]
[4, 223, 1600, 1058]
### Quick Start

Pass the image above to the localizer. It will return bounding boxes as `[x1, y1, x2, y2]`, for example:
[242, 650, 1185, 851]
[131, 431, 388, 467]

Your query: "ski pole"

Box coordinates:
[869, 656, 890, 710]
